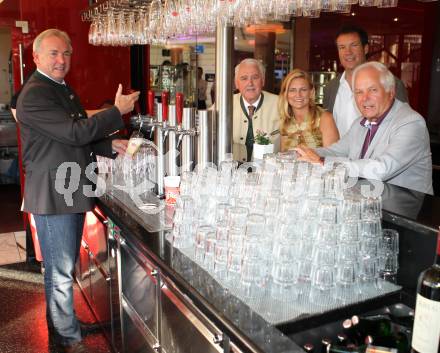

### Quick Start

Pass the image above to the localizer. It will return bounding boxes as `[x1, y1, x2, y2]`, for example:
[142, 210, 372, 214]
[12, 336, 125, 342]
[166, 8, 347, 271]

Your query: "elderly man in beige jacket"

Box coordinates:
[233, 58, 279, 162]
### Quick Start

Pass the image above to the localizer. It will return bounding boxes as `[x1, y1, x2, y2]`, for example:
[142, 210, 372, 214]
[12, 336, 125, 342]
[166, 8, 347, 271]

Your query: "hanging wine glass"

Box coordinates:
[254, 0, 268, 24]
[114, 11, 125, 46]
[273, 0, 291, 21]
[88, 17, 98, 45]
[286, 0, 302, 16]
[321, 0, 338, 12]
[95, 15, 105, 46]
[335, 2, 352, 12]
[106, 9, 117, 46]
[302, 0, 321, 17]
[377, 0, 399, 7]
[149, 0, 162, 38]
[142, 9, 153, 44]
[359, 0, 379, 6]
[334, 0, 352, 12]
[239, 0, 253, 25]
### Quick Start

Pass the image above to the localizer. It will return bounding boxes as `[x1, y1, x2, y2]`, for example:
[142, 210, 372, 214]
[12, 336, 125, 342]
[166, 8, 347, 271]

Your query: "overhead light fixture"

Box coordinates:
[245, 24, 287, 35]
[351, 12, 356, 16]
[393, 17, 399, 21]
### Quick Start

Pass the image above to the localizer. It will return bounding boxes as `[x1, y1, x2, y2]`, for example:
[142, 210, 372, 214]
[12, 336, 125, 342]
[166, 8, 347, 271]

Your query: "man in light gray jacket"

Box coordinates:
[296, 61, 432, 195]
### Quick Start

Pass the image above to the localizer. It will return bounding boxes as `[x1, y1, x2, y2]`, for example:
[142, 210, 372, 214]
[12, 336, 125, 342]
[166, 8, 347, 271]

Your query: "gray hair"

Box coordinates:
[33, 29, 72, 53]
[234, 58, 266, 80]
[352, 61, 395, 93]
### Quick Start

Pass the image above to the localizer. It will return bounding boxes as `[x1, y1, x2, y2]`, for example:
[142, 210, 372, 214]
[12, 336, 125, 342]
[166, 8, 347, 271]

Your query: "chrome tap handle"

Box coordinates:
[150, 125, 156, 139]
[177, 132, 184, 149]
[163, 128, 169, 143]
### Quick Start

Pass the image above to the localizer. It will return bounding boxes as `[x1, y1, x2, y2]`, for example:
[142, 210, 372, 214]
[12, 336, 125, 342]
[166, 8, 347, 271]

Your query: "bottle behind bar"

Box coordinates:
[366, 331, 410, 353]
[336, 333, 348, 347]
[343, 318, 361, 346]
[328, 345, 363, 353]
[351, 315, 392, 341]
[321, 338, 332, 353]
[389, 311, 414, 329]
[411, 229, 440, 353]
[303, 343, 315, 353]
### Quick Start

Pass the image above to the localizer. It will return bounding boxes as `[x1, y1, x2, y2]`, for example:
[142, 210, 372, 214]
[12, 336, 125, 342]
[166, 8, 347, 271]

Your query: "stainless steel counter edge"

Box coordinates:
[97, 192, 302, 353]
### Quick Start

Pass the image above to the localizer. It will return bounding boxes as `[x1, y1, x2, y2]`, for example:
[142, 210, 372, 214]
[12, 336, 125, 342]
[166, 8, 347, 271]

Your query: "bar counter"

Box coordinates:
[82, 181, 439, 353]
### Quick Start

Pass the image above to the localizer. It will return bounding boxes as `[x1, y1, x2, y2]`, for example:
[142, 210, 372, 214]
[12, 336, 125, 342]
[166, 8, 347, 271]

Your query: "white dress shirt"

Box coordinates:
[37, 69, 66, 85]
[242, 95, 262, 115]
[333, 72, 361, 137]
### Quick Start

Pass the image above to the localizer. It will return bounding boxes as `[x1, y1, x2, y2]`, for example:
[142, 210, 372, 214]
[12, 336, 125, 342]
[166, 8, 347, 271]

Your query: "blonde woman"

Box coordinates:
[279, 69, 339, 151]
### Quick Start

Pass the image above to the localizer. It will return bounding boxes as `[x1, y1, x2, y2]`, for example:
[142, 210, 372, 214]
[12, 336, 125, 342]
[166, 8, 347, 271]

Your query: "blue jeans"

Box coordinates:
[34, 213, 85, 346]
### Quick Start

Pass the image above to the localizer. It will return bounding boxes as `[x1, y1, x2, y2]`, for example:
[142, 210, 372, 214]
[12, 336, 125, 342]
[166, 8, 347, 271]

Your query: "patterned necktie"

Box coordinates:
[245, 105, 255, 162]
[360, 121, 377, 159]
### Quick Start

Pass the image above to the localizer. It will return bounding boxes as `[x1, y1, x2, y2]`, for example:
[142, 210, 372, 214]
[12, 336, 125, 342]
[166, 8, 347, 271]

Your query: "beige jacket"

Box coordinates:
[232, 91, 280, 162]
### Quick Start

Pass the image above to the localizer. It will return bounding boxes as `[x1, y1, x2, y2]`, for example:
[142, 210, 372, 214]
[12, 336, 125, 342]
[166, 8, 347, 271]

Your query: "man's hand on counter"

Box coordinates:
[112, 139, 129, 156]
[114, 84, 140, 115]
[295, 145, 324, 165]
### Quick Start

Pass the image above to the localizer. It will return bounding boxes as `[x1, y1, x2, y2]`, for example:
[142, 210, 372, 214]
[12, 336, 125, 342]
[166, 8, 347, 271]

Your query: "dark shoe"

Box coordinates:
[79, 320, 102, 336]
[47, 324, 61, 347]
[60, 341, 89, 353]
[48, 328, 59, 351]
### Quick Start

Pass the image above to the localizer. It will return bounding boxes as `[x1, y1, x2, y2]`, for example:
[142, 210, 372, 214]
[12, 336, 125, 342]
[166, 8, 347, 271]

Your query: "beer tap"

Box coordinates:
[153, 91, 170, 198]
[146, 90, 162, 139]
[175, 94, 198, 150]
[179, 105, 199, 173]
[175, 93, 185, 149]
[165, 92, 180, 176]
[161, 91, 170, 142]
[130, 90, 154, 131]
[148, 89, 155, 116]
[163, 93, 183, 143]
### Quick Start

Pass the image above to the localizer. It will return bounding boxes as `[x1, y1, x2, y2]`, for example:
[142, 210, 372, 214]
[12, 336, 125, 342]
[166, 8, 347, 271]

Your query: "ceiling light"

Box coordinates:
[245, 24, 286, 35]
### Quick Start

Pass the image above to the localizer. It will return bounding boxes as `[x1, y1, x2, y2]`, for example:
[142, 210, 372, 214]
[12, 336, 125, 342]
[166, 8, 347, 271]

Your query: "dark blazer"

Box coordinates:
[17, 71, 124, 214]
[322, 72, 409, 112]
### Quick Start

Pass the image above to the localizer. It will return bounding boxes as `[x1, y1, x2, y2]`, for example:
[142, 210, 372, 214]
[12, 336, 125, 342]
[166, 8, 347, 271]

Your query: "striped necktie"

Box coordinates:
[245, 105, 256, 161]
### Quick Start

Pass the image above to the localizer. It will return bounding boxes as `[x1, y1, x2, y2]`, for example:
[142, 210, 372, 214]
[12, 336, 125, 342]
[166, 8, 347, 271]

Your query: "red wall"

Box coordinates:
[0, 1, 19, 24]
[2, 0, 131, 109]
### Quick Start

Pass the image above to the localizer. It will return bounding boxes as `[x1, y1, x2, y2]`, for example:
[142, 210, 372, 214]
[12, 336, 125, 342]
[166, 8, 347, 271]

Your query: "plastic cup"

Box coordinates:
[164, 176, 180, 205]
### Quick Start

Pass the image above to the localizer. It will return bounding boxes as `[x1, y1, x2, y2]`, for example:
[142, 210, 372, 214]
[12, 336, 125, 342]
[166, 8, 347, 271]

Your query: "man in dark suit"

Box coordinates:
[323, 24, 408, 137]
[16, 29, 139, 353]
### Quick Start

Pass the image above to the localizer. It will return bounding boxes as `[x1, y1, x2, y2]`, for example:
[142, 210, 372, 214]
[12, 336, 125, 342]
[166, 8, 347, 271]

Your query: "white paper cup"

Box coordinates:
[164, 176, 180, 205]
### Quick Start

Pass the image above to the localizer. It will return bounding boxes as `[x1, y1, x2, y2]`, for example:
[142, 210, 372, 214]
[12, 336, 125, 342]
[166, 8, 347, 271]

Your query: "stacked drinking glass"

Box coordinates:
[110, 142, 157, 194]
[171, 153, 396, 307]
